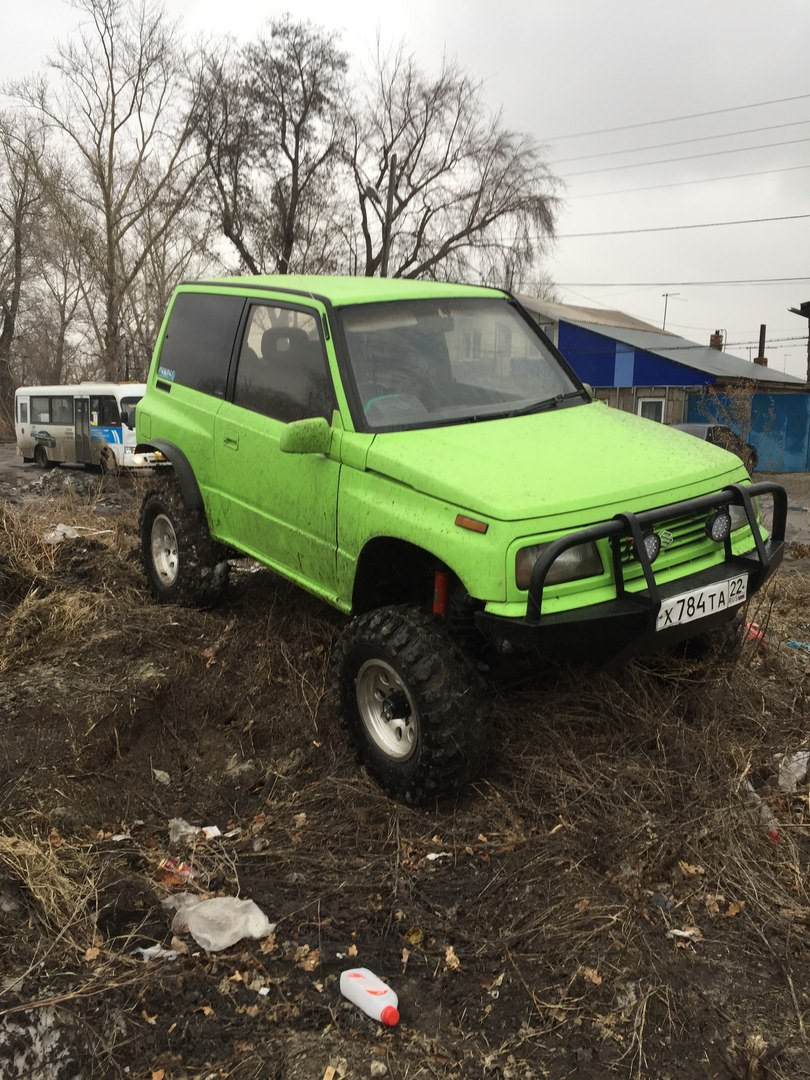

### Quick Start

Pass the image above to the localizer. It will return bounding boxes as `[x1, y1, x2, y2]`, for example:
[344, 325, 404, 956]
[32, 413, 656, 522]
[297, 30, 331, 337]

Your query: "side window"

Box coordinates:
[90, 396, 120, 426]
[158, 291, 244, 397]
[31, 396, 51, 423]
[233, 305, 335, 423]
[18, 402, 29, 424]
[51, 397, 73, 424]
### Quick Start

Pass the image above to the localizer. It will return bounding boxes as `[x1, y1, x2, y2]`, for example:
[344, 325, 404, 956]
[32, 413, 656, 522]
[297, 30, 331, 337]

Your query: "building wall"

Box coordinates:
[558, 323, 715, 389]
[594, 386, 688, 425]
[687, 390, 810, 472]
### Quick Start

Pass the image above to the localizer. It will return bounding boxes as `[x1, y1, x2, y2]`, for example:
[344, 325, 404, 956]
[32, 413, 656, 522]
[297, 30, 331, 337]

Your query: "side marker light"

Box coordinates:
[455, 515, 488, 534]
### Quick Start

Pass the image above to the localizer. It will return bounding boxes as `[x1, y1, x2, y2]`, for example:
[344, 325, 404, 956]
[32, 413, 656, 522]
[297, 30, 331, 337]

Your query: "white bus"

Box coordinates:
[14, 382, 157, 471]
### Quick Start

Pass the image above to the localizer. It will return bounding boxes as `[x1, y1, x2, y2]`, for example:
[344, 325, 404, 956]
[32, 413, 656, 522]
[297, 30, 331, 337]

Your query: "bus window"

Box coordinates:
[51, 397, 73, 424]
[31, 396, 51, 422]
[89, 395, 120, 426]
[120, 395, 142, 429]
[18, 401, 28, 424]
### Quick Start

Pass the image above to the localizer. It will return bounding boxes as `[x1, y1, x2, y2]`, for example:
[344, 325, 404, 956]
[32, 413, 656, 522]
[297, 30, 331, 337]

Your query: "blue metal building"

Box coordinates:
[518, 297, 808, 471]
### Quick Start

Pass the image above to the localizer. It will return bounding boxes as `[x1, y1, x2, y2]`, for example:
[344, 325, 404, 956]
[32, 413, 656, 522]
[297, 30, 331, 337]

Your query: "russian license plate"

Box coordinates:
[656, 574, 748, 631]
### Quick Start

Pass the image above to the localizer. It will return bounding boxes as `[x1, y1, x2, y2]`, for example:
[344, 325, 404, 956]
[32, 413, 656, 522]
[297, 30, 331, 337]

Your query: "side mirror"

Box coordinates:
[279, 416, 331, 456]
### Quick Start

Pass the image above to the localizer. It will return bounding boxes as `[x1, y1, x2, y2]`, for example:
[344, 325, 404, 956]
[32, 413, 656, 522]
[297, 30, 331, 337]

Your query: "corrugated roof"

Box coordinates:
[516, 295, 805, 386]
[516, 295, 674, 335]
[576, 323, 805, 384]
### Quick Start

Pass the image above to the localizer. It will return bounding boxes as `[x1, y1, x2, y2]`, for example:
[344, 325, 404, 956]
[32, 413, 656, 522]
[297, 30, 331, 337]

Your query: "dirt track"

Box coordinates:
[1, 449, 809, 1079]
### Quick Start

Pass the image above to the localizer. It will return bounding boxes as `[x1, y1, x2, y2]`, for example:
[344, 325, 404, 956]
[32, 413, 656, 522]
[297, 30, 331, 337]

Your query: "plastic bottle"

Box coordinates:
[339, 968, 400, 1026]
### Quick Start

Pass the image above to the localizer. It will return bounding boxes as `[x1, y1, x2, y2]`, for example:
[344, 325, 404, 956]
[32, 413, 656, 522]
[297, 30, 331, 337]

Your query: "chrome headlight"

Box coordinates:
[515, 541, 603, 590]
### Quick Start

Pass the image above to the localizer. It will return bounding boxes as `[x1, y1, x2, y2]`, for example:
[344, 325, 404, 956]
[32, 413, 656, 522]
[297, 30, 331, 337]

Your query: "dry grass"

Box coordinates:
[0, 479, 808, 1077]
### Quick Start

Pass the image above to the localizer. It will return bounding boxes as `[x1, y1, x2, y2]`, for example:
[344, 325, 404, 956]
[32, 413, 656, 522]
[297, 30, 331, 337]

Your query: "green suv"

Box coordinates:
[135, 275, 786, 801]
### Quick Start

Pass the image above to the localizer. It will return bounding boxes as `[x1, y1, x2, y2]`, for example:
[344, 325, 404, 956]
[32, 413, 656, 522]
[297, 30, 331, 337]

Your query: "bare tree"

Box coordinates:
[195, 17, 348, 274]
[0, 115, 44, 428]
[18, 199, 88, 386]
[13, 0, 205, 379]
[348, 45, 559, 284]
[122, 195, 219, 379]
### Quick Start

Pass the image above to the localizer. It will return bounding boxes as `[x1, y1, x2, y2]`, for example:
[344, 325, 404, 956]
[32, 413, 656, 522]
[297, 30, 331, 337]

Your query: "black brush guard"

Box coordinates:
[476, 482, 787, 660]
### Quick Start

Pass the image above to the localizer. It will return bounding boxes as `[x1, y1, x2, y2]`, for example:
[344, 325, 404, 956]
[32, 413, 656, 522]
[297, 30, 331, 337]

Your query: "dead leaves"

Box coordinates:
[678, 860, 705, 878]
[444, 945, 461, 971]
[704, 894, 746, 918]
[667, 925, 704, 947]
[294, 944, 320, 971]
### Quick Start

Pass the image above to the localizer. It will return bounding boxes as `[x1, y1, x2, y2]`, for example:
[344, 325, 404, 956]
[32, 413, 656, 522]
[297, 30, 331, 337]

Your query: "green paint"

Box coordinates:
[137, 275, 756, 621]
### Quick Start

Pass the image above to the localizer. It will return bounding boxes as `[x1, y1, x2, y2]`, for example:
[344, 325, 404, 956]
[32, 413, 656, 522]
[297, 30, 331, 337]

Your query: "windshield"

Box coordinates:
[339, 298, 581, 431]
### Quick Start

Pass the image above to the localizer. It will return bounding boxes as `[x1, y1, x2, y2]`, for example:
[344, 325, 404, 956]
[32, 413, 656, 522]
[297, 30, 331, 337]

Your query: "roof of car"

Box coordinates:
[186, 275, 505, 306]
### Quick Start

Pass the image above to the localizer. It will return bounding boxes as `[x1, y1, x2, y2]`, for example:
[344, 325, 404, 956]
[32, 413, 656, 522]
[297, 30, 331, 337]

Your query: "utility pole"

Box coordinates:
[661, 292, 680, 331]
[788, 300, 810, 383]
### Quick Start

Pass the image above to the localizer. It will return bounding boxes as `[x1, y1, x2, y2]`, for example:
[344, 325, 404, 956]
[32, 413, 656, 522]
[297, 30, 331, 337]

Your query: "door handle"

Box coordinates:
[223, 434, 239, 450]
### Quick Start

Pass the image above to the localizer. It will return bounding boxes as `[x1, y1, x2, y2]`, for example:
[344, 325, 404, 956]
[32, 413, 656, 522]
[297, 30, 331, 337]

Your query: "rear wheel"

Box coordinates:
[335, 606, 487, 803]
[139, 475, 229, 606]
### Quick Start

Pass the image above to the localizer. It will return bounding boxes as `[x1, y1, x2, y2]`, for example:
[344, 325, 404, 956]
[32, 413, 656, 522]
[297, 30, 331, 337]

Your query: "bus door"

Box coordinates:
[74, 397, 92, 464]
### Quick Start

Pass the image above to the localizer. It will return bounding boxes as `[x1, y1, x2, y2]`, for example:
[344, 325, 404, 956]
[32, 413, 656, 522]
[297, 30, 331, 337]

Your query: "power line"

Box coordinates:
[553, 118, 810, 164]
[568, 162, 810, 200]
[565, 136, 810, 177]
[558, 213, 810, 239]
[553, 276, 810, 287]
[726, 335, 808, 347]
[544, 92, 810, 143]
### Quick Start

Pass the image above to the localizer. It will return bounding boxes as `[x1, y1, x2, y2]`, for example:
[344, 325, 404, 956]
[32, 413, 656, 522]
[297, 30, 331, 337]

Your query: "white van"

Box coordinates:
[14, 382, 157, 470]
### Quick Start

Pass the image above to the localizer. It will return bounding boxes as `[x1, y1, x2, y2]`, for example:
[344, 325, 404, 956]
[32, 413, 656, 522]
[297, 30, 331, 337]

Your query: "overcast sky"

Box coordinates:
[5, 0, 809, 378]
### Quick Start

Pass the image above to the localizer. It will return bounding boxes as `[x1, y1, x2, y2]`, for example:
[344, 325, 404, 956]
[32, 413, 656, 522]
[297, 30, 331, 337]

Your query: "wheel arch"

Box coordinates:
[352, 535, 468, 615]
[135, 439, 203, 511]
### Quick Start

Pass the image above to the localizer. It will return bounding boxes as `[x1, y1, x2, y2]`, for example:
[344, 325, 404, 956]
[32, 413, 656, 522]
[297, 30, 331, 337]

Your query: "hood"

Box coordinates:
[364, 402, 746, 522]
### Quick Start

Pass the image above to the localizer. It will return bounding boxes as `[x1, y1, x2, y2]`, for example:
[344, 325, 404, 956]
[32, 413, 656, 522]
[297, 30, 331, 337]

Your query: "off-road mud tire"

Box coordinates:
[335, 605, 488, 803]
[139, 475, 229, 607]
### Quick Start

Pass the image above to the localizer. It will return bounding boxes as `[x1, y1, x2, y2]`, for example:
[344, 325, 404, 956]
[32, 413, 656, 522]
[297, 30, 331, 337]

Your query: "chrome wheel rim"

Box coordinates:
[356, 659, 418, 761]
[151, 513, 179, 586]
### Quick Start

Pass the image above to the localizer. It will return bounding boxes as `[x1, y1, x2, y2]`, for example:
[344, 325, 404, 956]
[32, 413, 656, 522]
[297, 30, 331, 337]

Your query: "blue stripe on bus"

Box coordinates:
[90, 426, 123, 444]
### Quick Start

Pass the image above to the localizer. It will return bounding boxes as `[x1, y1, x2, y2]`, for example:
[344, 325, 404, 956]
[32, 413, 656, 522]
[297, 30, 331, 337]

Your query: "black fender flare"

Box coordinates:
[135, 439, 203, 511]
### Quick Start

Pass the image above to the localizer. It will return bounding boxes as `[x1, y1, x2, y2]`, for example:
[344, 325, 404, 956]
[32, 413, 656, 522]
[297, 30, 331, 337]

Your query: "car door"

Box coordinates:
[213, 299, 341, 600]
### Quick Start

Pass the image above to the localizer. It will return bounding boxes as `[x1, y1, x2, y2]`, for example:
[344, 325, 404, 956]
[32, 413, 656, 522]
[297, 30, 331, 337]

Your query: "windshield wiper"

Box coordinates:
[503, 390, 587, 419]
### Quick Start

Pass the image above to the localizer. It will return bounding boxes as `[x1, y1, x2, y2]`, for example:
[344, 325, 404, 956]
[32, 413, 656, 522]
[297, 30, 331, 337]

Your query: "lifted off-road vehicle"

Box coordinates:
[135, 275, 786, 802]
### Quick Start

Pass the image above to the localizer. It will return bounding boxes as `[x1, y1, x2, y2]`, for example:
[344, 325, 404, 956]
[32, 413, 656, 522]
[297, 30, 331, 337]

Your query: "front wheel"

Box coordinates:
[139, 476, 229, 607]
[34, 445, 49, 469]
[334, 606, 487, 803]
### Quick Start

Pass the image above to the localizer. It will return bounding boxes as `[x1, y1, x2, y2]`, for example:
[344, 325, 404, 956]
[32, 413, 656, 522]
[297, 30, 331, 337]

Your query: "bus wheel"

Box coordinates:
[139, 475, 229, 607]
[34, 446, 49, 469]
[99, 449, 118, 475]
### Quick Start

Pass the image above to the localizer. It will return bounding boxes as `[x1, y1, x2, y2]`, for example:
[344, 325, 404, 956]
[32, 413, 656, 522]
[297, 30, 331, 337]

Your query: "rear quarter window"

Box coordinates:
[158, 291, 245, 397]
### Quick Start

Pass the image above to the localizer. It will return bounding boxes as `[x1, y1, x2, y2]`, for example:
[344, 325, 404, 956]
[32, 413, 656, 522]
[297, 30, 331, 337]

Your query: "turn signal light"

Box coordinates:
[455, 514, 488, 534]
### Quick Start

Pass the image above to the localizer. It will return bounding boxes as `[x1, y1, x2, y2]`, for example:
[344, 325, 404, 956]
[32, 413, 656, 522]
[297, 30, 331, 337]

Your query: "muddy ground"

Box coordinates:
[1, 449, 809, 1080]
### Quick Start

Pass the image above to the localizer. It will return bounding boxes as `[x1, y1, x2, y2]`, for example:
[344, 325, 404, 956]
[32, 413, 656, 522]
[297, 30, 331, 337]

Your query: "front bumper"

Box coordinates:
[476, 482, 787, 662]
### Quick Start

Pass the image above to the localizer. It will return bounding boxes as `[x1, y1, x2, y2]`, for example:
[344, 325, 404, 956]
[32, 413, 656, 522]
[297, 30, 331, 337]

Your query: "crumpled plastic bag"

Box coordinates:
[43, 523, 80, 544]
[776, 749, 810, 793]
[167, 894, 274, 952]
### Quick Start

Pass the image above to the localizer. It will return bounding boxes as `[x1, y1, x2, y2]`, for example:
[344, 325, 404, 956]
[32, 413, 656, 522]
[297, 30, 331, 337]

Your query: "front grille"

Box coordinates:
[618, 511, 710, 567]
